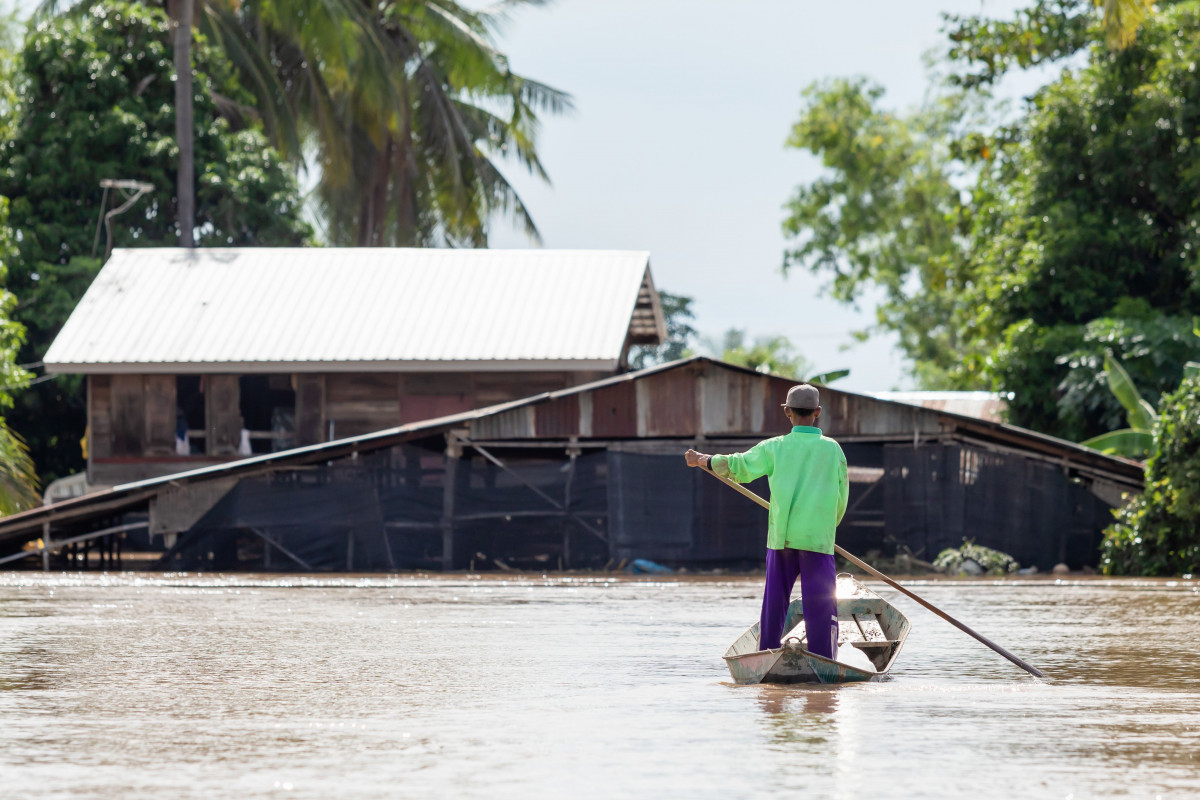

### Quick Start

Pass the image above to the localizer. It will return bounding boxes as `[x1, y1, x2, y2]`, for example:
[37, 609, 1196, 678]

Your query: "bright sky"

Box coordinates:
[476, 0, 1045, 391]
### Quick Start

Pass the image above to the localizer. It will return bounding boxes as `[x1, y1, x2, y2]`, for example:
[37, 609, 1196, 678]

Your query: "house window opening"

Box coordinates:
[176, 376, 206, 455]
[239, 375, 296, 454]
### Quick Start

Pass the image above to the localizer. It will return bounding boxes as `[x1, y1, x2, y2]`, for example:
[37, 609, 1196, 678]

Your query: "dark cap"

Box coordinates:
[780, 384, 819, 411]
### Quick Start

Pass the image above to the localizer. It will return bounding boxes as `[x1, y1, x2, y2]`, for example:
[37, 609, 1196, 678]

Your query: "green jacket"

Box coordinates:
[710, 425, 848, 553]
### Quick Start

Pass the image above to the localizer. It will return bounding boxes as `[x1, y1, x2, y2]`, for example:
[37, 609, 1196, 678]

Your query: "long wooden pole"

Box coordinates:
[701, 466, 1045, 678]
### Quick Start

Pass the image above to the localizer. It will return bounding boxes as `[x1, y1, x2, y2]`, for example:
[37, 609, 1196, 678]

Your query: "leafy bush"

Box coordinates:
[1101, 375, 1200, 576]
[933, 540, 1019, 576]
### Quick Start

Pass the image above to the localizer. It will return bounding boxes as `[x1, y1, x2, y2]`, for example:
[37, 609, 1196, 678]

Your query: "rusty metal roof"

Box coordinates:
[44, 248, 664, 374]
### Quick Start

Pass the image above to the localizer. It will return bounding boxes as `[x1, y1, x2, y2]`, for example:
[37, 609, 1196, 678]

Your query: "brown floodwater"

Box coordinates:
[0, 572, 1197, 798]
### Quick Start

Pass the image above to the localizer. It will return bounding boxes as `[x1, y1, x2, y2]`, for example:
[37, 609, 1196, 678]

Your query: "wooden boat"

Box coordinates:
[723, 575, 910, 685]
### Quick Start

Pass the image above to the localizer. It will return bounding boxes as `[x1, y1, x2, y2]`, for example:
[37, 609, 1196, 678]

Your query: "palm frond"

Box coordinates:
[511, 75, 573, 115]
[0, 422, 40, 515]
[198, 4, 305, 160]
[1094, 0, 1153, 50]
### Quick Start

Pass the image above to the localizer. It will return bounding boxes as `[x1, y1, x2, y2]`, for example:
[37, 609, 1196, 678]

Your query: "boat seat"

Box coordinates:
[850, 640, 897, 651]
[837, 597, 886, 617]
[850, 639, 900, 670]
[795, 611, 888, 642]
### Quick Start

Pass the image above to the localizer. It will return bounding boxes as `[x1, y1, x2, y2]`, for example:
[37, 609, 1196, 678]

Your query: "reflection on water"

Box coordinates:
[0, 573, 1197, 798]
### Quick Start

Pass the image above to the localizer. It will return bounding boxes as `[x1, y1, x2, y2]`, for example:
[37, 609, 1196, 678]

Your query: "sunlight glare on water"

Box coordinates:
[0, 573, 1197, 798]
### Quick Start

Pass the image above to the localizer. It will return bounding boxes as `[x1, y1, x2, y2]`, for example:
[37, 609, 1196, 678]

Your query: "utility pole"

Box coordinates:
[93, 179, 155, 260]
[173, 0, 195, 247]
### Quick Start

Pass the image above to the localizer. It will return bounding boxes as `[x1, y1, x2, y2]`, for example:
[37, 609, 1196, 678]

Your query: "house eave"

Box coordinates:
[44, 358, 620, 375]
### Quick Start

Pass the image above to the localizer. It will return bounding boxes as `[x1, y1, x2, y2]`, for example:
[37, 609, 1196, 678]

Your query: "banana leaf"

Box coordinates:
[1081, 428, 1153, 457]
[1103, 354, 1157, 431]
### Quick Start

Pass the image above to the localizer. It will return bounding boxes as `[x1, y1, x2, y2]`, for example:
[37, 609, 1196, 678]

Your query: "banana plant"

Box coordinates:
[1082, 318, 1200, 458]
[1081, 355, 1156, 457]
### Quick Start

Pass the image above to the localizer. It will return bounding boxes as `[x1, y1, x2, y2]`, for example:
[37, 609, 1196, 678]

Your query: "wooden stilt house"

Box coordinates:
[43, 247, 666, 488]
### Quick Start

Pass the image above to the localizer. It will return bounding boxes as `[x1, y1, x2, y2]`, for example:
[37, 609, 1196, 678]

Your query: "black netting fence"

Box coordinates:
[160, 439, 1120, 572]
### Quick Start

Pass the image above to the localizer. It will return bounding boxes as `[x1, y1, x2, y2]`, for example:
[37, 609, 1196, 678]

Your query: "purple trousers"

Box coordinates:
[759, 548, 838, 657]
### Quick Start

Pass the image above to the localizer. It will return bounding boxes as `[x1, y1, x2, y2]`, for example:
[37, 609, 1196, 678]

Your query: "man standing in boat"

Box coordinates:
[684, 384, 848, 657]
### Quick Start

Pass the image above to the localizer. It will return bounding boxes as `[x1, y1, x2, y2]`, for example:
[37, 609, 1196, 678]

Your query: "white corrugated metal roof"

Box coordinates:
[45, 248, 659, 373]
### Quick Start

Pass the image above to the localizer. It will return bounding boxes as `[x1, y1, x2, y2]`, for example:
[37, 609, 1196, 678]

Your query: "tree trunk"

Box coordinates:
[395, 114, 419, 247]
[357, 137, 395, 247]
[173, 0, 195, 248]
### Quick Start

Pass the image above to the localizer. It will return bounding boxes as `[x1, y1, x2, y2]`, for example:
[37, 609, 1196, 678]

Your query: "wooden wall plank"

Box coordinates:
[89, 375, 113, 460]
[326, 374, 399, 403]
[400, 394, 473, 425]
[406, 373, 473, 396]
[205, 375, 241, 455]
[327, 374, 400, 435]
[143, 375, 176, 456]
[109, 375, 145, 457]
[294, 374, 325, 445]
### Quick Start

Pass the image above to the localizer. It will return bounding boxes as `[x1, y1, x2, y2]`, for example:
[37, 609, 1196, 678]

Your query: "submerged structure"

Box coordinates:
[0, 357, 1143, 572]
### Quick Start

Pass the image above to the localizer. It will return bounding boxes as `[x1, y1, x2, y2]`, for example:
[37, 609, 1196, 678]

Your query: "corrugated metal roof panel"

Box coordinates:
[44, 248, 657, 373]
[867, 391, 1009, 424]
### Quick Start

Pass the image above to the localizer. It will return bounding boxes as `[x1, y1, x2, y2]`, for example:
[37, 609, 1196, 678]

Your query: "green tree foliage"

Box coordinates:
[628, 291, 697, 370]
[0, 195, 39, 513]
[1101, 375, 1200, 575]
[0, 6, 17, 140]
[709, 329, 812, 379]
[944, 0, 1157, 90]
[782, 78, 981, 389]
[993, 306, 1197, 440]
[943, 0, 1094, 89]
[968, 2, 1200, 438]
[0, 11, 41, 512]
[0, 3, 312, 484]
[783, 1, 1200, 442]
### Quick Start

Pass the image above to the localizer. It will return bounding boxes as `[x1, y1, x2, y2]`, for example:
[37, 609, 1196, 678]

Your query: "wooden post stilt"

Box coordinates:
[563, 445, 578, 570]
[441, 435, 461, 572]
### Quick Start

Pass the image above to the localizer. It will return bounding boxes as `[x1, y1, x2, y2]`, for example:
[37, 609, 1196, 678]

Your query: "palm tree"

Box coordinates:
[185, 0, 569, 246]
[216, 0, 571, 246]
[41, 0, 569, 247]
